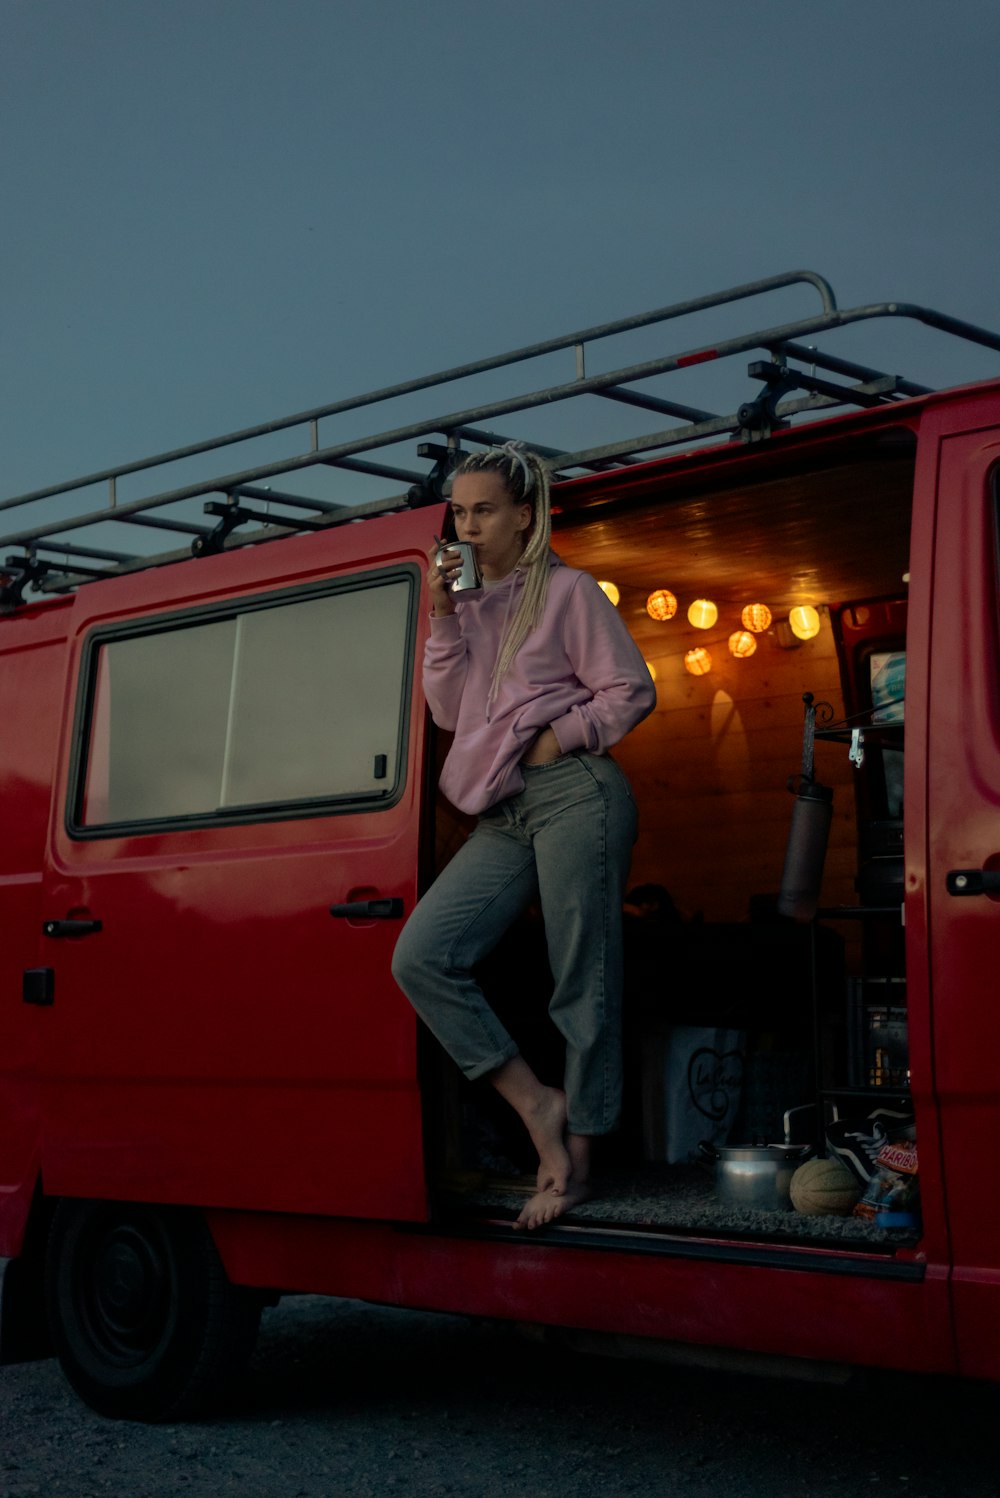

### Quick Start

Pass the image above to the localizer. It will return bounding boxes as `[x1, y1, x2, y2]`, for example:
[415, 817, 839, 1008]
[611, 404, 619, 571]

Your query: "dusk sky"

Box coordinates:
[2, 0, 998, 518]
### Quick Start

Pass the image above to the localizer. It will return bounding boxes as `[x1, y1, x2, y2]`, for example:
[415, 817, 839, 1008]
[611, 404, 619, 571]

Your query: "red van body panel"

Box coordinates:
[34, 508, 439, 1228]
[0, 599, 72, 1256]
[921, 389, 1000, 1378]
[207, 1211, 956, 1376]
[6, 371, 1000, 1388]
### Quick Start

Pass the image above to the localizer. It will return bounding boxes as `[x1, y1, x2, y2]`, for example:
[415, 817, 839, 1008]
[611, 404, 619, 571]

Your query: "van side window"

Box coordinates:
[76, 575, 413, 830]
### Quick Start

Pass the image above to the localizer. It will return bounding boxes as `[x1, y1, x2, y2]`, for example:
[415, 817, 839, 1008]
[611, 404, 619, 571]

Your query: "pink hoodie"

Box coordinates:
[423, 553, 656, 815]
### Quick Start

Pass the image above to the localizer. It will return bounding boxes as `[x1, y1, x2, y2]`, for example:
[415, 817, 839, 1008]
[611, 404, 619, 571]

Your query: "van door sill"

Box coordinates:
[411, 1212, 925, 1280]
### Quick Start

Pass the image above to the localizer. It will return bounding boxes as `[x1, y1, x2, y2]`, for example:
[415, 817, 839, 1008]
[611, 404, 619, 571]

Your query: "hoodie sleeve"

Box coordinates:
[422, 612, 470, 730]
[548, 573, 656, 754]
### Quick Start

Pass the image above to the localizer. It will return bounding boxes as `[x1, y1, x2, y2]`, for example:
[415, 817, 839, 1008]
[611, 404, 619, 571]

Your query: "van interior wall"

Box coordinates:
[550, 440, 916, 957]
[613, 618, 853, 927]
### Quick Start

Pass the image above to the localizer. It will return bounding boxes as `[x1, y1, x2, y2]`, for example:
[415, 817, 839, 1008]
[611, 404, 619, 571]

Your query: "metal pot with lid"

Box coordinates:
[699, 1139, 813, 1212]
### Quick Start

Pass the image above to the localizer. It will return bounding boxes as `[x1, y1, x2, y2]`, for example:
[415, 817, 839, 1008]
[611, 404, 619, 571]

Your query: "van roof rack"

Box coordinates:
[2, 268, 999, 605]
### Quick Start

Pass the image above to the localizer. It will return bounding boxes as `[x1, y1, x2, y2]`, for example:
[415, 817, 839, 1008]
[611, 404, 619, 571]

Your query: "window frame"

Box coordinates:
[66, 564, 420, 839]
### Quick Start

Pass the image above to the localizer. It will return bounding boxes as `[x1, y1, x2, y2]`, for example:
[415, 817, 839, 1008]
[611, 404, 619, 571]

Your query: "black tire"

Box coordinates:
[45, 1199, 262, 1421]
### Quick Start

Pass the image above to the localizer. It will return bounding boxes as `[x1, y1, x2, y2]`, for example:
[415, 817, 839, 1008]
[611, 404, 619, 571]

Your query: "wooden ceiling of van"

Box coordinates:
[551, 456, 913, 614]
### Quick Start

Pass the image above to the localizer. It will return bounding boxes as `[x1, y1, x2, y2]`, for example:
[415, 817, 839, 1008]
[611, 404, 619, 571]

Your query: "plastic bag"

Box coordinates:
[644, 1025, 745, 1164]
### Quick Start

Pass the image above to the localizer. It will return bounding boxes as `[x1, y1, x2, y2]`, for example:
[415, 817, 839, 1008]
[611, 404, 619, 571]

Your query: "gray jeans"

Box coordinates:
[392, 751, 638, 1135]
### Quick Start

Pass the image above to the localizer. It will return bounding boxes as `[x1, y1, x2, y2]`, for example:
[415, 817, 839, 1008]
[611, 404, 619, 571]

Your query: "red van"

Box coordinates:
[2, 271, 999, 1418]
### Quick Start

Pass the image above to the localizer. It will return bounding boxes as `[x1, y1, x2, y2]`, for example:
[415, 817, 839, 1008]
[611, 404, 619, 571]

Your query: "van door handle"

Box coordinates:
[43, 918, 103, 937]
[946, 870, 1000, 896]
[329, 898, 404, 919]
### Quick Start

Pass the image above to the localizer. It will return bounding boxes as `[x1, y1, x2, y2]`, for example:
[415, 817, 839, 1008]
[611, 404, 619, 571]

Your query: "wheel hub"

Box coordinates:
[98, 1235, 154, 1325]
[83, 1220, 172, 1362]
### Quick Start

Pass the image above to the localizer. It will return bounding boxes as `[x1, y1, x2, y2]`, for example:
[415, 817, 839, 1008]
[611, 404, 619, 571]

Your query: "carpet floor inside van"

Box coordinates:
[439, 1163, 920, 1248]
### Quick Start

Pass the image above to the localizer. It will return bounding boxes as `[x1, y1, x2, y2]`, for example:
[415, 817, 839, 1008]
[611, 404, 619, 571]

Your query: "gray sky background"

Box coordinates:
[2, 0, 998, 510]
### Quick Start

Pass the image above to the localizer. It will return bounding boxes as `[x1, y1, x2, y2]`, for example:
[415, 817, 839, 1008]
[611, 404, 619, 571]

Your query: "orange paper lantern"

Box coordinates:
[789, 605, 821, 640]
[728, 630, 757, 658]
[741, 602, 772, 633]
[687, 598, 718, 630]
[684, 647, 712, 676]
[646, 589, 678, 621]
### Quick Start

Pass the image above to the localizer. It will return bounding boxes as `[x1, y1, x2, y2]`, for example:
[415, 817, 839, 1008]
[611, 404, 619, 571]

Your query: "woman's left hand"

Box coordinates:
[522, 727, 563, 765]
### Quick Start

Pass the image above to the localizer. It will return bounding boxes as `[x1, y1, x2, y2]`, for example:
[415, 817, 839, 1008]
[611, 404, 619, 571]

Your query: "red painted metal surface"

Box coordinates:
[5, 382, 1000, 1379]
[921, 390, 1000, 1377]
[0, 599, 72, 1255]
[208, 1211, 956, 1377]
[36, 506, 441, 1225]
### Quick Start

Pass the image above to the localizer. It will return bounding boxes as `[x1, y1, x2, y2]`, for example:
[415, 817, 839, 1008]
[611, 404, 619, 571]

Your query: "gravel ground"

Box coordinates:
[1, 1294, 997, 1498]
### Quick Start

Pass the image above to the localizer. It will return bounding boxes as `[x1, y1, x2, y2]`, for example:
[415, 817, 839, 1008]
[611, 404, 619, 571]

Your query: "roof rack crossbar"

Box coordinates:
[41, 561, 116, 582]
[446, 426, 637, 471]
[594, 386, 718, 423]
[770, 341, 934, 398]
[317, 456, 426, 483]
[34, 538, 139, 564]
[748, 362, 901, 411]
[228, 484, 344, 513]
[117, 513, 214, 536]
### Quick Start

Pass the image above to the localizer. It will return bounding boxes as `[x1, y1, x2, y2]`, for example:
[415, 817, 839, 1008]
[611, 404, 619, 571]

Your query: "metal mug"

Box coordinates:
[436, 541, 483, 597]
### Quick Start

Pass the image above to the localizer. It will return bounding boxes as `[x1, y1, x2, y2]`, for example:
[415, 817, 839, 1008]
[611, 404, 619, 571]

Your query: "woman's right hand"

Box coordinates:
[427, 543, 460, 617]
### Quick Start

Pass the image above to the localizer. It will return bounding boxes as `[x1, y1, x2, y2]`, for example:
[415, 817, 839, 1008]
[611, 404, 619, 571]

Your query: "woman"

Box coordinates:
[392, 443, 655, 1230]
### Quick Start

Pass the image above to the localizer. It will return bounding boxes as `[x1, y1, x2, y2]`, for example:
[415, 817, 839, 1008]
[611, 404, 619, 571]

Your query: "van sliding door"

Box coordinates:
[40, 550, 431, 1224]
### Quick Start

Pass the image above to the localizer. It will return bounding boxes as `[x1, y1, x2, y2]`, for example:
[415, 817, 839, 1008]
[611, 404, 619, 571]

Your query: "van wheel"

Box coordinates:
[45, 1199, 262, 1421]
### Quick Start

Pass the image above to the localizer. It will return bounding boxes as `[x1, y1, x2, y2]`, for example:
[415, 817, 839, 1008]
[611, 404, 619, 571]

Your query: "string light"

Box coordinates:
[646, 589, 678, 621]
[728, 630, 757, 658]
[789, 605, 821, 640]
[741, 602, 772, 633]
[687, 598, 718, 630]
[684, 647, 712, 676]
[597, 580, 620, 607]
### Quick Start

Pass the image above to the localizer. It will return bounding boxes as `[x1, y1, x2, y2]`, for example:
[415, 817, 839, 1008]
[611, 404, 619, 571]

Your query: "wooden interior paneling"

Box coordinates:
[551, 442, 914, 937]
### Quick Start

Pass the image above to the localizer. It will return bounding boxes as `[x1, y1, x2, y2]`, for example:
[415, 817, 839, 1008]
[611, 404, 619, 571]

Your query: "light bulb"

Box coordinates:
[789, 605, 821, 640]
[646, 589, 678, 621]
[598, 580, 620, 607]
[684, 647, 712, 676]
[687, 598, 718, 630]
[741, 602, 772, 633]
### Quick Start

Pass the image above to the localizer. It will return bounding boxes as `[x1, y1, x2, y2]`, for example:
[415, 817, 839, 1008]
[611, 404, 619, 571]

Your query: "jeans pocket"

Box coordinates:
[522, 751, 572, 774]
[607, 755, 636, 803]
[579, 752, 635, 804]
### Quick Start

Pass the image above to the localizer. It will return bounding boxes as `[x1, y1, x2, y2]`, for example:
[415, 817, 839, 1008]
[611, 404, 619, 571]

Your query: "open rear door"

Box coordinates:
[39, 516, 434, 1224]
[924, 402, 1000, 1378]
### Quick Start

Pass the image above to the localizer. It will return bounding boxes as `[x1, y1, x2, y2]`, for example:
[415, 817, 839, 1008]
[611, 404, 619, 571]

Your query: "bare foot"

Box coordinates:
[523, 1087, 572, 1196]
[514, 1179, 592, 1231]
[489, 1059, 572, 1196]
